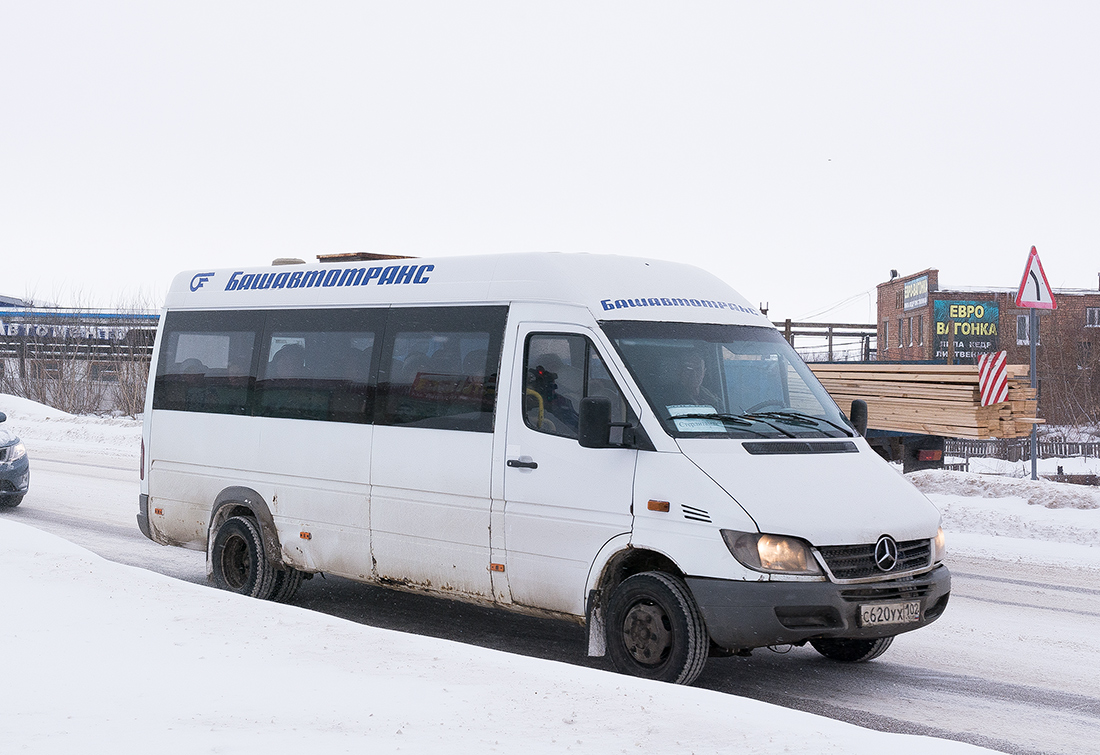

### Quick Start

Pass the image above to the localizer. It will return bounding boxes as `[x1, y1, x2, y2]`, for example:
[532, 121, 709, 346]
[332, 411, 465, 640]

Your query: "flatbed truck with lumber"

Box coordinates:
[808, 361, 1040, 472]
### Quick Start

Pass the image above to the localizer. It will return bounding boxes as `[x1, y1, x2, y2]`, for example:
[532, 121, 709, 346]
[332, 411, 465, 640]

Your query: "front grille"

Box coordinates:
[817, 539, 931, 580]
[0, 446, 9, 463]
[839, 579, 935, 603]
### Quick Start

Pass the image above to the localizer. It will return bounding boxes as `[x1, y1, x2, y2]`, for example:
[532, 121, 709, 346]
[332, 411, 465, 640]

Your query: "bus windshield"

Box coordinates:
[601, 321, 854, 439]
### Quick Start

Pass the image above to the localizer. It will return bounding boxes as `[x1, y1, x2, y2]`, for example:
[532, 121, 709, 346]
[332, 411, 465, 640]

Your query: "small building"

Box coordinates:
[0, 302, 159, 414]
[877, 269, 1100, 424]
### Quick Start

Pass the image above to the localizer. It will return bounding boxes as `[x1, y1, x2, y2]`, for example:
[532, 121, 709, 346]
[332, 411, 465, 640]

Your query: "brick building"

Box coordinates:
[877, 269, 1100, 423]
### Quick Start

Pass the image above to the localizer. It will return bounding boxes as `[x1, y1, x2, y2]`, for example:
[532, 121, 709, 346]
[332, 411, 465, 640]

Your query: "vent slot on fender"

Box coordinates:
[681, 504, 712, 523]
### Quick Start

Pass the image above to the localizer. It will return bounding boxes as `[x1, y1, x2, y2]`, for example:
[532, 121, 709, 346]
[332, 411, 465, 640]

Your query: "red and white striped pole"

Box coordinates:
[976, 351, 1009, 407]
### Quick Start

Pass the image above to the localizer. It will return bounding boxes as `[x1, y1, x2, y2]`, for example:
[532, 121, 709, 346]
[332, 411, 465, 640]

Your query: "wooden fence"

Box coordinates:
[946, 438, 1100, 462]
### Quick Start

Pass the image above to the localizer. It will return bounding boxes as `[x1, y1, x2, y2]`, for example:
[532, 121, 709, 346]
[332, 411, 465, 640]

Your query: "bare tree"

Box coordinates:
[1033, 309, 1100, 428]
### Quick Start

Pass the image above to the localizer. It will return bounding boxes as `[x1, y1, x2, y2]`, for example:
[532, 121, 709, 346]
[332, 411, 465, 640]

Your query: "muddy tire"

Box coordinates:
[269, 567, 305, 603]
[605, 571, 709, 685]
[810, 636, 894, 663]
[211, 516, 277, 599]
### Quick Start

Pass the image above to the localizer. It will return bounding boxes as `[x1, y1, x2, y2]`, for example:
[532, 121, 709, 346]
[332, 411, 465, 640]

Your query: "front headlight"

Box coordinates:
[3, 441, 26, 463]
[933, 526, 947, 563]
[720, 530, 823, 576]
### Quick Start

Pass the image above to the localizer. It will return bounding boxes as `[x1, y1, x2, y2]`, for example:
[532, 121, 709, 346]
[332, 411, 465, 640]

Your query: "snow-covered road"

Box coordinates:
[2, 396, 1099, 753]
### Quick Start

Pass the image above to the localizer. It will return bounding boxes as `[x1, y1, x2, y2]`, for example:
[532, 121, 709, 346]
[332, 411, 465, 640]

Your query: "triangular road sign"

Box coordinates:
[1015, 246, 1057, 310]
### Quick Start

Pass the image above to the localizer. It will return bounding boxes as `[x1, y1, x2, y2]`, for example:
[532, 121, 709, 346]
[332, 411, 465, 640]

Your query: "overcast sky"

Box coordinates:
[2, 2, 1098, 321]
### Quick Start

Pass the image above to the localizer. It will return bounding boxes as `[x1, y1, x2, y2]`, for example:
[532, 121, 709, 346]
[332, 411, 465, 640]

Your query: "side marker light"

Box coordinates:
[648, 500, 671, 512]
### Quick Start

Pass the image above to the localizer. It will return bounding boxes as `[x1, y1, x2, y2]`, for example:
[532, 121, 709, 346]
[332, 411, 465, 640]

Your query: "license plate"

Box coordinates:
[859, 601, 921, 627]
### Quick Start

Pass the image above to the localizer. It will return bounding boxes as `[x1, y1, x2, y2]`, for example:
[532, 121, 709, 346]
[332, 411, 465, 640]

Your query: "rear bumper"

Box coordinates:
[137, 493, 153, 540]
[687, 564, 950, 651]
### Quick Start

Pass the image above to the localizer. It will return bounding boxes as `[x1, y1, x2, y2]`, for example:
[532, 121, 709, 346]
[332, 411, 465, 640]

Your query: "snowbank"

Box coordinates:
[0, 392, 75, 419]
[0, 518, 993, 754]
[907, 470, 1100, 570]
[910, 469, 1100, 510]
[0, 393, 140, 461]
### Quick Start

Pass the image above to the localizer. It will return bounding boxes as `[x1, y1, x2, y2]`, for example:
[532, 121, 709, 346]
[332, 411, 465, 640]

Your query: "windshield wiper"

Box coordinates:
[667, 413, 773, 438]
[742, 410, 855, 437]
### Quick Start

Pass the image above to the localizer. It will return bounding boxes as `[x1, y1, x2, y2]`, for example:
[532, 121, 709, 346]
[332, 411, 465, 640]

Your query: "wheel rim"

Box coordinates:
[621, 600, 673, 667]
[220, 533, 251, 590]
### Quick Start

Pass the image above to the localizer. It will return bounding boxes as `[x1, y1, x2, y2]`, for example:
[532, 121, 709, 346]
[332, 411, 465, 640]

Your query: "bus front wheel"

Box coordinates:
[605, 571, 709, 685]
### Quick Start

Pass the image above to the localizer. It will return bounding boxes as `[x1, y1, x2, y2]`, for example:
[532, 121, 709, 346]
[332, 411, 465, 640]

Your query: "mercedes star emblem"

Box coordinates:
[874, 535, 899, 572]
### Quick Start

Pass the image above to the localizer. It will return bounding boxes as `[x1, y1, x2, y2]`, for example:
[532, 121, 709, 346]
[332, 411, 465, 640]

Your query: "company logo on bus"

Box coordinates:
[600, 297, 762, 317]
[216, 264, 435, 293]
[190, 272, 215, 291]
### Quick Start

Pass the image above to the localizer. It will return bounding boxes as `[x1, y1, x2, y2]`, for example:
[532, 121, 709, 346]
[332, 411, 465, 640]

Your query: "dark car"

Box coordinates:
[0, 412, 29, 508]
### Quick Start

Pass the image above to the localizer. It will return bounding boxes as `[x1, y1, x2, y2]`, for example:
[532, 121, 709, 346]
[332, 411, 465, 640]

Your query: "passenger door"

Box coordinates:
[369, 306, 508, 600]
[501, 326, 638, 616]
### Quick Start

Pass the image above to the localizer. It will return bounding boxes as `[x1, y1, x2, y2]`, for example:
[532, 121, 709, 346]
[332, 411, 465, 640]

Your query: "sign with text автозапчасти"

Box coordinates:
[934, 300, 998, 363]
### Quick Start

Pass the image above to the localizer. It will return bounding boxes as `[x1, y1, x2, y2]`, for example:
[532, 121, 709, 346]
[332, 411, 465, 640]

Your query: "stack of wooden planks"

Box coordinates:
[809, 363, 1041, 439]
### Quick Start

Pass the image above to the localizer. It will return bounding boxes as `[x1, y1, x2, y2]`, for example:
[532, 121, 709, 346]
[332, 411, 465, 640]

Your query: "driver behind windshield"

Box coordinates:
[662, 351, 721, 409]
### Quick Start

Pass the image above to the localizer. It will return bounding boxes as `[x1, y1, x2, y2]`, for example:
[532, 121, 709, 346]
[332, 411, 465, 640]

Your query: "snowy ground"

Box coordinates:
[2, 394, 1099, 753]
[952, 453, 1100, 478]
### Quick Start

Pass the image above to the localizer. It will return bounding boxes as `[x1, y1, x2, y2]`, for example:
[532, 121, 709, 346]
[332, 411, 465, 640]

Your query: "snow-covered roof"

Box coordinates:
[938, 285, 1100, 297]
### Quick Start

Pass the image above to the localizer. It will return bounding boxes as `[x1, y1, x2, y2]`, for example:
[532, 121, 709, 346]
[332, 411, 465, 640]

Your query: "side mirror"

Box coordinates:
[579, 397, 612, 448]
[850, 399, 868, 437]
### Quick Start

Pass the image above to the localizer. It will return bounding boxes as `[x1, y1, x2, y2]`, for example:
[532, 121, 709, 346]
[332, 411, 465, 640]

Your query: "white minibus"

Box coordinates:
[139, 253, 949, 685]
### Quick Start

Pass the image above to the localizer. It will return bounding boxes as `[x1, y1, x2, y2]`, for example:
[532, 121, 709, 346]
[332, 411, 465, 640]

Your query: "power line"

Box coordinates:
[795, 289, 874, 321]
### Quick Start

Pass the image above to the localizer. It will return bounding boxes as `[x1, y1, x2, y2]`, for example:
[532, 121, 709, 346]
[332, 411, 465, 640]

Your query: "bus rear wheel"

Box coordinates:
[270, 567, 305, 603]
[605, 572, 709, 685]
[211, 516, 276, 599]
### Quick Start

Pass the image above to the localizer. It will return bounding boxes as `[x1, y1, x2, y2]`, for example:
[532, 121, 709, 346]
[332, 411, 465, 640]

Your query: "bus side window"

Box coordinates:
[152, 310, 262, 415]
[523, 334, 629, 440]
[377, 307, 507, 433]
[524, 334, 585, 438]
[256, 309, 382, 424]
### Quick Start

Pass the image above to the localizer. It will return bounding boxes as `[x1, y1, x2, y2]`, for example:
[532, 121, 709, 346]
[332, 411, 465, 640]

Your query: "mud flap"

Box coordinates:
[586, 589, 606, 657]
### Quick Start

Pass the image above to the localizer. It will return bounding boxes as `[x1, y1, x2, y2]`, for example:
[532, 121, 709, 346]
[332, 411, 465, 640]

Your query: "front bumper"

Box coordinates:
[687, 564, 951, 651]
[0, 454, 30, 500]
